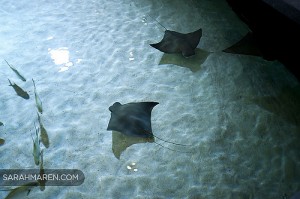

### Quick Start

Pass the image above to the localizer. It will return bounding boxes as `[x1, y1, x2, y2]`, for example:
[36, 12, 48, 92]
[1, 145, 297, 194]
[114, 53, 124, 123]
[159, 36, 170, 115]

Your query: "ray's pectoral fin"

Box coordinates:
[107, 102, 158, 159]
[185, 28, 202, 49]
[150, 28, 202, 58]
[150, 31, 179, 54]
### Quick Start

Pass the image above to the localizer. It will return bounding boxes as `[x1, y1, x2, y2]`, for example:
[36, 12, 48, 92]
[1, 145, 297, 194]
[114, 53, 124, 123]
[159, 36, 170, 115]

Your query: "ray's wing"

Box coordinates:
[121, 102, 158, 137]
[150, 30, 182, 54]
[184, 28, 202, 50]
[150, 29, 202, 57]
[107, 102, 159, 138]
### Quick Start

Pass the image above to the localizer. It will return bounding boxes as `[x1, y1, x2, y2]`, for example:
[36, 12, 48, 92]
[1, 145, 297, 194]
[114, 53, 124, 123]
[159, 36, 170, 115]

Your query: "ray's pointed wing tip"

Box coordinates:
[150, 43, 160, 50]
[147, 101, 159, 107]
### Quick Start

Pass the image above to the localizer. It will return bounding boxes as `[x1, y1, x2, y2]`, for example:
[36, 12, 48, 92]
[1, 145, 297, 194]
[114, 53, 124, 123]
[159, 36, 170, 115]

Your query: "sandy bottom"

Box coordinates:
[0, 0, 299, 198]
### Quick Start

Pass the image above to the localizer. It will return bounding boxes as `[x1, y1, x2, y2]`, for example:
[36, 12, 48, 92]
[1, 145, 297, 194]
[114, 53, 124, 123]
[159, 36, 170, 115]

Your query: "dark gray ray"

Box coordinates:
[150, 28, 202, 57]
[107, 102, 158, 138]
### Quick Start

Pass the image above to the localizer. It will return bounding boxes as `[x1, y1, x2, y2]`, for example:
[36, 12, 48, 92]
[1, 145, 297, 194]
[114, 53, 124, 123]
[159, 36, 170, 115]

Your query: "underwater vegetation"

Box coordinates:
[32, 79, 43, 114]
[8, 79, 29, 99]
[107, 102, 159, 138]
[4, 60, 26, 82]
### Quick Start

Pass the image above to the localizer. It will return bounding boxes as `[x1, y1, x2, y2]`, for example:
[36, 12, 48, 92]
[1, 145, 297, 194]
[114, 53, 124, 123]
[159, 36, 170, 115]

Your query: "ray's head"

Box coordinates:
[109, 102, 121, 112]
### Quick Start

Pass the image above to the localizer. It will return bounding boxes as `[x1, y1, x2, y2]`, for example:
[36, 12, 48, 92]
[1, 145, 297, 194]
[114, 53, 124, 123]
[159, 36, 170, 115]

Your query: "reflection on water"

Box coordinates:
[48, 47, 73, 72]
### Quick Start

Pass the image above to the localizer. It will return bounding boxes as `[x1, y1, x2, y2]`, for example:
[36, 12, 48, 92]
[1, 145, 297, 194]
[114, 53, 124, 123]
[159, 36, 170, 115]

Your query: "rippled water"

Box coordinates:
[0, 0, 299, 198]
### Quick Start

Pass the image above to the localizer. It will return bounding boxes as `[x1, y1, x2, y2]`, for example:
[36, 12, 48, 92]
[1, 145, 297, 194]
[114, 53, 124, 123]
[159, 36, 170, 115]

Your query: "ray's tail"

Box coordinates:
[146, 14, 168, 30]
[144, 130, 193, 153]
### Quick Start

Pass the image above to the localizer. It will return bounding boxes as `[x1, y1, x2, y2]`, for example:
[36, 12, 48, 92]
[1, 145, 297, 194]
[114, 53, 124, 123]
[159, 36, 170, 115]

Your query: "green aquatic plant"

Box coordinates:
[4, 59, 26, 82]
[4, 181, 39, 199]
[37, 113, 49, 148]
[32, 124, 41, 165]
[0, 138, 5, 146]
[32, 79, 43, 114]
[8, 79, 29, 99]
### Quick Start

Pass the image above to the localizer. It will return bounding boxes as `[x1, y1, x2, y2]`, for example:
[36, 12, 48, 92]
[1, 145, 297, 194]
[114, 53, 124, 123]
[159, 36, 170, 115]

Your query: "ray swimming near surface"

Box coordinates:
[149, 17, 202, 58]
[107, 102, 191, 158]
[146, 15, 211, 71]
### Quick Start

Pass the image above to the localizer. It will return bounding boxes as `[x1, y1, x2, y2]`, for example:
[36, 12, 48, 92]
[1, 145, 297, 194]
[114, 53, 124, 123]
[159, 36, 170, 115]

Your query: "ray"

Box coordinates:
[150, 28, 203, 58]
[107, 102, 191, 158]
[107, 102, 158, 138]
